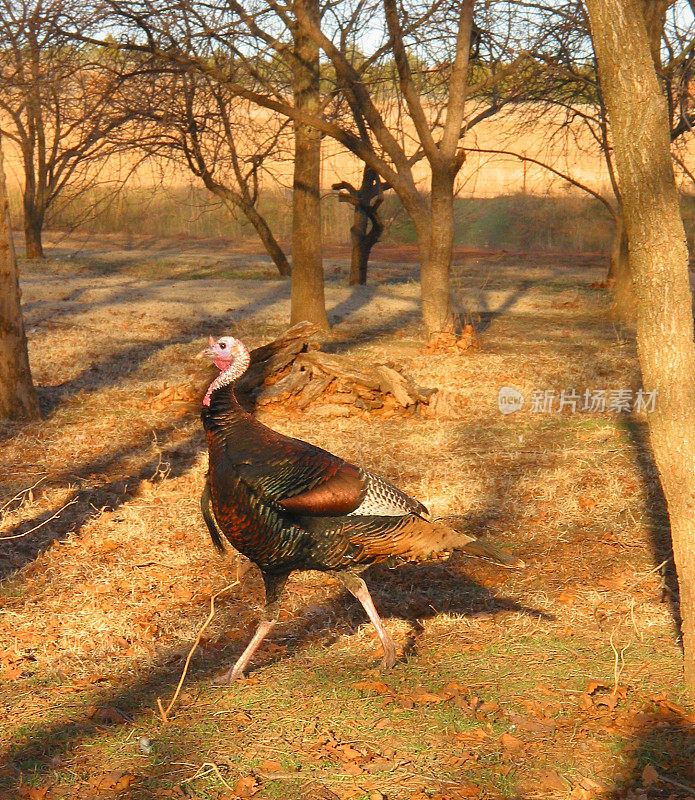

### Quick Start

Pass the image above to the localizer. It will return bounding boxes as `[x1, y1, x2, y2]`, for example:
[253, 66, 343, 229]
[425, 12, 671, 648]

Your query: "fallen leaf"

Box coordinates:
[259, 760, 282, 773]
[91, 705, 131, 725]
[2, 665, 23, 681]
[578, 693, 594, 711]
[579, 777, 605, 792]
[593, 692, 618, 712]
[455, 729, 487, 742]
[18, 788, 49, 800]
[500, 733, 524, 752]
[90, 771, 135, 792]
[338, 744, 363, 762]
[642, 764, 659, 787]
[558, 588, 578, 605]
[0, 647, 23, 665]
[354, 680, 392, 695]
[234, 775, 259, 797]
[413, 690, 445, 704]
[539, 770, 565, 791]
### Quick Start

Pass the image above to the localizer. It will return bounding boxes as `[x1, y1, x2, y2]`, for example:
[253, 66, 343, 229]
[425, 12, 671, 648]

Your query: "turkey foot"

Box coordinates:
[338, 571, 398, 670]
[214, 620, 275, 684]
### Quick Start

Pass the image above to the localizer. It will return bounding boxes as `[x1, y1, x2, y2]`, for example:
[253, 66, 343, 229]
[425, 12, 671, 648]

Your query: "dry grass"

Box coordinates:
[0, 244, 691, 800]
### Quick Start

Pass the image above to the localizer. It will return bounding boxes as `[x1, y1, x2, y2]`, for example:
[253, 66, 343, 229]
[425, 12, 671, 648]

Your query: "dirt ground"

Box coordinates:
[0, 236, 692, 800]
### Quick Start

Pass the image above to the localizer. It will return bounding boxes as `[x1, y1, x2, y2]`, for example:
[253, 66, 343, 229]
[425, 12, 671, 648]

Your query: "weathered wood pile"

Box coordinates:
[238, 323, 462, 419]
[148, 322, 462, 419]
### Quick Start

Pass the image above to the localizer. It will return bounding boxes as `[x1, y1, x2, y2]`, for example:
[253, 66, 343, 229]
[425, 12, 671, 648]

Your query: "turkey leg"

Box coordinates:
[215, 572, 289, 683]
[338, 571, 397, 669]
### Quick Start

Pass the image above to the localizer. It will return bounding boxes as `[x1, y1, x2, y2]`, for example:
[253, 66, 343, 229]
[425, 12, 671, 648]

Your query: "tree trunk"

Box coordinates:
[420, 168, 454, 337]
[290, 0, 328, 329]
[241, 202, 291, 277]
[0, 137, 39, 419]
[347, 166, 383, 286]
[609, 215, 635, 321]
[23, 204, 44, 260]
[585, 0, 695, 694]
[349, 206, 370, 286]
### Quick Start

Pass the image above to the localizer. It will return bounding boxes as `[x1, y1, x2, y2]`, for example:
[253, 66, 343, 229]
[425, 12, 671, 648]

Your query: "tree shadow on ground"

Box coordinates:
[0, 422, 204, 579]
[602, 717, 695, 800]
[619, 417, 679, 632]
[0, 554, 549, 796]
[469, 279, 533, 335]
[36, 284, 285, 417]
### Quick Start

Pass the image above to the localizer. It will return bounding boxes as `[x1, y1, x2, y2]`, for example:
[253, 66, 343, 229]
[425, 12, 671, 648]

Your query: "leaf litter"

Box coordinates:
[0, 251, 693, 798]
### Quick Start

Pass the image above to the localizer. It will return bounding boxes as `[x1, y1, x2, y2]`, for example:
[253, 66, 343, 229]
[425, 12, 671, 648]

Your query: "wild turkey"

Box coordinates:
[199, 335, 522, 682]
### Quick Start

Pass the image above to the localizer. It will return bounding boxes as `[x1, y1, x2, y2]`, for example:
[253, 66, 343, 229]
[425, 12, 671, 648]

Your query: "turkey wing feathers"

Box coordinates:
[278, 462, 364, 515]
[349, 470, 429, 517]
[223, 420, 352, 506]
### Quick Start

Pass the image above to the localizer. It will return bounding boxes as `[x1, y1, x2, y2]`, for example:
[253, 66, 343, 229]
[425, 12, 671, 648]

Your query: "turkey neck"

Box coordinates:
[201, 381, 253, 442]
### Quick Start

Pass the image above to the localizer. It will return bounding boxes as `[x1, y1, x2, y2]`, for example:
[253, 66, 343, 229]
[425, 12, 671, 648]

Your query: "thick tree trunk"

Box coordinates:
[0, 138, 39, 419]
[290, 0, 328, 329]
[585, 0, 695, 694]
[23, 204, 44, 260]
[603, 0, 667, 315]
[420, 168, 455, 337]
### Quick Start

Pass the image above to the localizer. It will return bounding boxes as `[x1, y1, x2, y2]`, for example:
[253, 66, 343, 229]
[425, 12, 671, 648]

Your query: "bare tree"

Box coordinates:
[85, 0, 531, 338]
[227, 0, 535, 334]
[333, 165, 385, 286]
[0, 0, 137, 258]
[0, 133, 38, 420]
[132, 68, 292, 277]
[472, 1, 695, 320]
[584, 0, 695, 693]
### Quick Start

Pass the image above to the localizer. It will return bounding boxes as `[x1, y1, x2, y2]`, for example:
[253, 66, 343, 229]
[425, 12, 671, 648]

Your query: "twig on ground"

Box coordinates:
[657, 772, 695, 793]
[181, 761, 234, 791]
[0, 497, 78, 540]
[0, 476, 45, 516]
[626, 557, 673, 591]
[629, 598, 643, 642]
[610, 627, 630, 694]
[157, 579, 240, 723]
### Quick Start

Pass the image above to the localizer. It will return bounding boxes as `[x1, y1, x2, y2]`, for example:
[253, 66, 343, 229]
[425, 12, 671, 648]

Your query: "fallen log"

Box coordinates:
[159, 322, 462, 419]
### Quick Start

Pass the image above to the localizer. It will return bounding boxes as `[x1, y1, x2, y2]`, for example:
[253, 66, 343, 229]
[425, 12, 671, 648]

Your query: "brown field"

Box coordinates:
[0, 240, 692, 800]
[4, 104, 695, 203]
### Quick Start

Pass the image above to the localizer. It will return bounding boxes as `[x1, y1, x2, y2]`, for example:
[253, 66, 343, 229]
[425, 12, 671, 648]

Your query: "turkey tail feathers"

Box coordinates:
[201, 481, 226, 554]
[459, 537, 525, 567]
[435, 514, 525, 568]
[344, 514, 524, 568]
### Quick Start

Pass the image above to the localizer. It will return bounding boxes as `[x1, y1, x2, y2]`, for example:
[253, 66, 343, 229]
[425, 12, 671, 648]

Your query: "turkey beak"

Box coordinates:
[196, 336, 216, 360]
